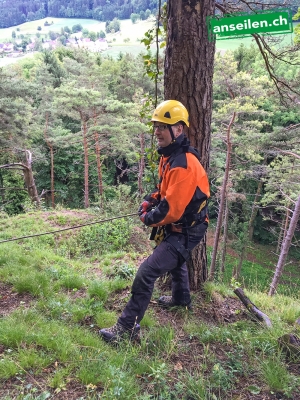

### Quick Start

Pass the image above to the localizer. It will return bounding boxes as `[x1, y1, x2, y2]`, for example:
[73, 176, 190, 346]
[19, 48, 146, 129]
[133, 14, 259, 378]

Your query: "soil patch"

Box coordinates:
[0, 282, 34, 318]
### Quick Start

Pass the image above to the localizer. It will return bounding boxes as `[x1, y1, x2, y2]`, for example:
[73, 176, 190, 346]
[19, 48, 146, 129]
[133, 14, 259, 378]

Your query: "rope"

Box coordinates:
[0, 212, 138, 244]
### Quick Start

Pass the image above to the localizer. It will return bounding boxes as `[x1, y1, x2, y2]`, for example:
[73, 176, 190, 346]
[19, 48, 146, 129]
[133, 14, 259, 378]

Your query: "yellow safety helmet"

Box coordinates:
[151, 100, 190, 127]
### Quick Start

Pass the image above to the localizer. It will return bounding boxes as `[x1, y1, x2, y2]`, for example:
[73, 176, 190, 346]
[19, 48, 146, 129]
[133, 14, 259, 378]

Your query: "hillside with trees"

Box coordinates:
[0, 0, 164, 28]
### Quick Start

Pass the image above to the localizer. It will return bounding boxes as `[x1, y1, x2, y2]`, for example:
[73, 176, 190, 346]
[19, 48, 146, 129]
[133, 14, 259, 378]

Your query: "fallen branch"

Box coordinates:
[234, 288, 272, 328]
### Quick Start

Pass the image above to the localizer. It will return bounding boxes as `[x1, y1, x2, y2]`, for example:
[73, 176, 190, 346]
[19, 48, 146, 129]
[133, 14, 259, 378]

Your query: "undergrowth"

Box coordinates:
[0, 209, 299, 399]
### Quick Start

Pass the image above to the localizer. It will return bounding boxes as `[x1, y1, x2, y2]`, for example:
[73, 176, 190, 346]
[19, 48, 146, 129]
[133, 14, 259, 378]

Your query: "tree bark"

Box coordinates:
[269, 194, 300, 295]
[164, 0, 216, 289]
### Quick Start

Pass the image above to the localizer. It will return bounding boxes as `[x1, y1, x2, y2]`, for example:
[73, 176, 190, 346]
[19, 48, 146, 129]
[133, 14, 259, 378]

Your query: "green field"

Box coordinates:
[0, 17, 297, 66]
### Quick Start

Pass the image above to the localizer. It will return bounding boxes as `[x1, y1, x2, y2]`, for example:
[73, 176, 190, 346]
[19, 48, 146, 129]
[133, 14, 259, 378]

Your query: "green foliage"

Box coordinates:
[293, 8, 300, 44]
[259, 353, 295, 395]
[71, 23, 83, 33]
[74, 218, 131, 257]
[130, 13, 140, 24]
[113, 263, 135, 279]
[105, 18, 121, 33]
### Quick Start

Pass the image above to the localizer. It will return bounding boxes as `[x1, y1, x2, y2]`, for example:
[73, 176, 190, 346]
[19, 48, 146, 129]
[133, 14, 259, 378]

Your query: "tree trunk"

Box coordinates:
[209, 112, 235, 279]
[94, 131, 103, 205]
[233, 245, 246, 280]
[276, 207, 290, 254]
[248, 180, 263, 241]
[138, 132, 145, 196]
[24, 150, 40, 206]
[220, 199, 230, 276]
[164, 0, 216, 289]
[269, 194, 300, 296]
[44, 112, 55, 208]
[81, 114, 89, 208]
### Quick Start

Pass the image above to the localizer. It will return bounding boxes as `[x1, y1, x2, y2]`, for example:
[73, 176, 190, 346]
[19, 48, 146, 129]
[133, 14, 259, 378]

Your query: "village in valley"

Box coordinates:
[0, 20, 109, 60]
[0, 36, 109, 58]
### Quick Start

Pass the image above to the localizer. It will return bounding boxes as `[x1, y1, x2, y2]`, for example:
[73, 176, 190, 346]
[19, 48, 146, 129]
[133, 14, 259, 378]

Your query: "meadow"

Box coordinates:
[0, 207, 299, 399]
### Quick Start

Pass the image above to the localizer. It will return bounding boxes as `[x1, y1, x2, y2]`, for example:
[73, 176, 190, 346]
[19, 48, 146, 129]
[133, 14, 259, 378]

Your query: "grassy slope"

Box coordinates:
[0, 210, 299, 399]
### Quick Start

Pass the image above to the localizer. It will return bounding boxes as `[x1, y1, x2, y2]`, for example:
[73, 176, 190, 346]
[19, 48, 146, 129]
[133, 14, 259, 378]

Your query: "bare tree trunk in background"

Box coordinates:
[92, 109, 103, 207]
[220, 199, 230, 275]
[164, 0, 216, 290]
[233, 246, 246, 280]
[81, 114, 89, 208]
[248, 179, 263, 241]
[276, 161, 294, 253]
[138, 132, 145, 196]
[24, 150, 40, 207]
[44, 112, 55, 208]
[209, 112, 235, 279]
[94, 131, 103, 206]
[277, 207, 290, 254]
[269, 194, 300, 295]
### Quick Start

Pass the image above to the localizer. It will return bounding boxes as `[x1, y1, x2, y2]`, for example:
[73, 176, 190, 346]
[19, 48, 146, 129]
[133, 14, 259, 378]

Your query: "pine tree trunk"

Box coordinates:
[164, 0, 216, 289]
[269, 194, 300, 296]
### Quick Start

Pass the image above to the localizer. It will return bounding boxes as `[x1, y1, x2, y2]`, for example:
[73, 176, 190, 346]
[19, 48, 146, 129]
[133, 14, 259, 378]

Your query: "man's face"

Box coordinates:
[153, 123, 183, 147]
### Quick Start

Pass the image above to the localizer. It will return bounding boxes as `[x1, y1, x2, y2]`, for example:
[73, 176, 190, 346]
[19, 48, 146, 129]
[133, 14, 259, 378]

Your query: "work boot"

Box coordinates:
[99, 322, 140, 342]
[158, 295, 192, 310]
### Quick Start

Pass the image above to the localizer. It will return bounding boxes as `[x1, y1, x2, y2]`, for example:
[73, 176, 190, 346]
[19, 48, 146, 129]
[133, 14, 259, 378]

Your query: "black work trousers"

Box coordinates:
[118, 222, 207, 329]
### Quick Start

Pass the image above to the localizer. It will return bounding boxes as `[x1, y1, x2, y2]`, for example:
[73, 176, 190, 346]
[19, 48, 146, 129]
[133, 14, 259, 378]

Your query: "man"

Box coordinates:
[99, 100, 210, 342]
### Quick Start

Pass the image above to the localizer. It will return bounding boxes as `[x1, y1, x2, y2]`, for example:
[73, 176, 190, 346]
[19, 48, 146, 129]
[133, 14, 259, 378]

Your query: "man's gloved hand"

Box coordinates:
[138, 200, 152, 223]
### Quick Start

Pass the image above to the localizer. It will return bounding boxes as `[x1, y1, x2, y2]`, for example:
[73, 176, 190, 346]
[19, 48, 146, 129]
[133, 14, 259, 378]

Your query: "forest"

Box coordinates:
[0, 1, 300, 399]
[1, 40, 300, 258]
[0, 0, 164, 28]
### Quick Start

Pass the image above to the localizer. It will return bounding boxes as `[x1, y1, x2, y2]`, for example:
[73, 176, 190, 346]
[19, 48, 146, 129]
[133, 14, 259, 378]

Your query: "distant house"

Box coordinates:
[2, 43, 14, 53]
[42, 40, 58, 50]
[71, 37, 108, 52]
[96, 38, 108, 51]
[26, 42, 35, 52]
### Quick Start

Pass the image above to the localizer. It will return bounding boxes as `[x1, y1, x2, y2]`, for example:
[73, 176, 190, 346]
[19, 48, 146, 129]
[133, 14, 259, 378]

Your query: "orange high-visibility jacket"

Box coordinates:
[144, 144, 210, 227]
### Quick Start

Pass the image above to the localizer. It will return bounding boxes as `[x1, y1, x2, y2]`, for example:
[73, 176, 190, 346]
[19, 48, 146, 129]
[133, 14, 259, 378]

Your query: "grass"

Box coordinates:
[0, 209, 299, 399]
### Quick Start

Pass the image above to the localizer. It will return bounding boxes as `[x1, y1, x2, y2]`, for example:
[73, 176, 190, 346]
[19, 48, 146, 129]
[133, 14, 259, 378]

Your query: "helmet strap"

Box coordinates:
[168, 125, 176, 142]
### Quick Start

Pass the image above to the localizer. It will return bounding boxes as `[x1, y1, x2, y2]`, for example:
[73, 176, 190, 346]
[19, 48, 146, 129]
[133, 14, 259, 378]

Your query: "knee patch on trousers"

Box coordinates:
[131, 260, 156, 293]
